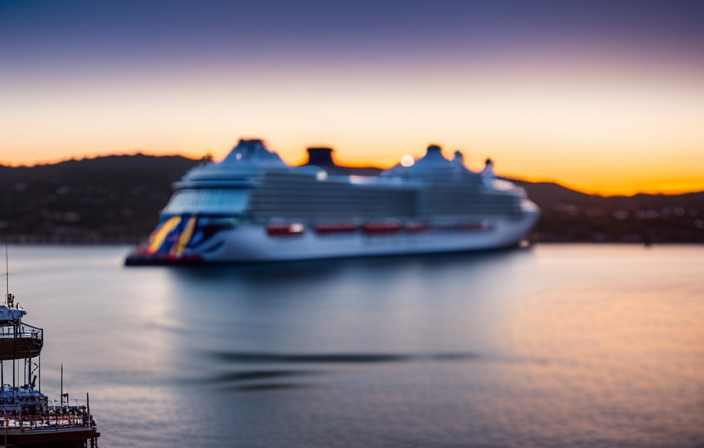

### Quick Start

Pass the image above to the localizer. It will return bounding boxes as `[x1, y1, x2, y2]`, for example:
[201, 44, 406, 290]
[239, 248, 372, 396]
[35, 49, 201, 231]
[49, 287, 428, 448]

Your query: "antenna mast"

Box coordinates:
[4, 241, 8, 301]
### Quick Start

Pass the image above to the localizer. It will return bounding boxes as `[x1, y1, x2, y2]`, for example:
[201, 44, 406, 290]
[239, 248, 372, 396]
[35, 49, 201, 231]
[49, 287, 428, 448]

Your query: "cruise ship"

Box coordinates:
[125, 139, 540, 264]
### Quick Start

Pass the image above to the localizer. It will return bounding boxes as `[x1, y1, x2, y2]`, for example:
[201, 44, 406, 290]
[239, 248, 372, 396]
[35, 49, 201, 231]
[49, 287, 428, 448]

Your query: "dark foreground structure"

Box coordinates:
[0, 292, 99, 447]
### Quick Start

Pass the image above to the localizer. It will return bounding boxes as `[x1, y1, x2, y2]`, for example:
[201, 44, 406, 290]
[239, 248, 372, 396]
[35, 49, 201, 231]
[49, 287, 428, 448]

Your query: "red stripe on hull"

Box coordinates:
[314, 223, 358, 234]
[404, 223, 430, 232]
[362, 222, 402, 234]
[266, 224, 305, 236]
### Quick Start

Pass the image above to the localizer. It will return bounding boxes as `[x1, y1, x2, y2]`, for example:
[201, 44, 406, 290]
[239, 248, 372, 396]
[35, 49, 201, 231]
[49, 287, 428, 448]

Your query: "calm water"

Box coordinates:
[5, 245, 704, 447]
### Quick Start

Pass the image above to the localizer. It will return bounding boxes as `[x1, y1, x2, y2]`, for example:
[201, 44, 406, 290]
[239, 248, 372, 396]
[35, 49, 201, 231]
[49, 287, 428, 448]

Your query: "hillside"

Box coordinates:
[511, 180, 704, 243]
[0, 155, 203, 242]
[1, 155, 703, 243]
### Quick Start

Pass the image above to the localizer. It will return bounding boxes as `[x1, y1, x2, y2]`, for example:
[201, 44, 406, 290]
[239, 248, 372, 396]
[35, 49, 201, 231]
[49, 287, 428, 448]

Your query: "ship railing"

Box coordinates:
[0, 323, 43, 341]
[0, 405, 94, 430]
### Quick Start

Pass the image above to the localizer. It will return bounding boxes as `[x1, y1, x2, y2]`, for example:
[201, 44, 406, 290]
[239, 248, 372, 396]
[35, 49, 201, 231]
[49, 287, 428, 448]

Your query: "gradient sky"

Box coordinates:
[1, 0, 703, 195]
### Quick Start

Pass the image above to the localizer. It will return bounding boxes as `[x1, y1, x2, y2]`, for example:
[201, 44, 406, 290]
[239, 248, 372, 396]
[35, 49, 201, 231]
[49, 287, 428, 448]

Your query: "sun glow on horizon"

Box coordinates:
[2, 141, 703, 197]
[2, 54, 703, 197]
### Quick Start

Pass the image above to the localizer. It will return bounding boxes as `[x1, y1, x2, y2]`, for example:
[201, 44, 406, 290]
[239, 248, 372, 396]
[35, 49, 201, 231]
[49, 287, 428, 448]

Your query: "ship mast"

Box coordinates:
[2, 242, 6, 392]
[0, 244, 99, 447]
[4, 241, 8, 301]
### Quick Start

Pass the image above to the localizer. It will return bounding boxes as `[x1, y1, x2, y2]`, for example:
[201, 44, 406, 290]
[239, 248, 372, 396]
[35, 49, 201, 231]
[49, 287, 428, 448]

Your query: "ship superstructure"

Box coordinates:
[126, 139, 540, 264]
[0, 290, 99, 447]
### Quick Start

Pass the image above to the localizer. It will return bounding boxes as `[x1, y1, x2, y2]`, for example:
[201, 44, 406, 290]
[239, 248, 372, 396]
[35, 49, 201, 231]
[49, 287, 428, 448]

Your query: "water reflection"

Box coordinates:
[6, 245, 704, 447]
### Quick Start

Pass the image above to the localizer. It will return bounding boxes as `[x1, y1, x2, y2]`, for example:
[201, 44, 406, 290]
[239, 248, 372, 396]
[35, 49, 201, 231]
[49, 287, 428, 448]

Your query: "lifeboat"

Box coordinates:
[362, 221, 402, 234]
[404, 222, 430, 233]
[267, 223, 305, 236]
[314, 223, 358, 234]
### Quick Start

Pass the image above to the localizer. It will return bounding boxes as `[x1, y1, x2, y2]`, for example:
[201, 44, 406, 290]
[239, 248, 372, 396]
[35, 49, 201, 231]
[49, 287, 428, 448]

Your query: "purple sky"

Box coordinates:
[3, 1, 702, 68]
[2, 0, 703, 194]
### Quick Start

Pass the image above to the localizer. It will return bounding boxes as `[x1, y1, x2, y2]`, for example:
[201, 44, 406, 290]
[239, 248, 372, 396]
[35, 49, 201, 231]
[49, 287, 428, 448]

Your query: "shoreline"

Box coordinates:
[2, 238, 702, 246]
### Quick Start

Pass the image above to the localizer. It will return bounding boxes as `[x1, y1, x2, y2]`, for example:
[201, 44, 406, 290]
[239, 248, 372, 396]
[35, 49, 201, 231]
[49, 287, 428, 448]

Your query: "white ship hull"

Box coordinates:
[201, 213, 539, 262]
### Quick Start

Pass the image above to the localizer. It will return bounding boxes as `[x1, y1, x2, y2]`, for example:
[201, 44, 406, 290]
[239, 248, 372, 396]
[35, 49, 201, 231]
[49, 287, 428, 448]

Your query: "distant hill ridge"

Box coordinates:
[0, 154, 202, 185]
[509, 179, 704, 206]
[3, 153, 702, 198]
[1, 154, 703, 243]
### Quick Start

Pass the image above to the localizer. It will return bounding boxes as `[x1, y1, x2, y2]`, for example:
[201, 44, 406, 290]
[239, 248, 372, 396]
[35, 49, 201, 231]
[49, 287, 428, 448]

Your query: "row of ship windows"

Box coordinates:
[164, 188, 519, 216]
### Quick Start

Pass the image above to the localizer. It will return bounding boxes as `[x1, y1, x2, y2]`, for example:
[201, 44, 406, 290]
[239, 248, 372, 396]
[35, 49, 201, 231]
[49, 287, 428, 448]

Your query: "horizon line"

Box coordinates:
[1, 151, 702, 198]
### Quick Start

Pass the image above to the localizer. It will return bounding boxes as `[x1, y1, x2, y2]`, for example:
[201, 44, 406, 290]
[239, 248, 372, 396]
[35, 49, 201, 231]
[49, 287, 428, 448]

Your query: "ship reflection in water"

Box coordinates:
[8, 245, 704, 447]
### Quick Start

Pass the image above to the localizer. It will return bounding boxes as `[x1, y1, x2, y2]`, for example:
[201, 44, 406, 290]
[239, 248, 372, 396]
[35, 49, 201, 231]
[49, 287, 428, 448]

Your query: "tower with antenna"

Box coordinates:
[0, 243, 100, 447]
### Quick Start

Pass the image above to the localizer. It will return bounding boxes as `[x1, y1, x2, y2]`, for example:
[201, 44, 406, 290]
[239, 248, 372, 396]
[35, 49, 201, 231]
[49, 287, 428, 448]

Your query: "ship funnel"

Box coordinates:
[306, 148, 335, 167]
[452, 150, 470, 172]
[481, 158, 495, 177]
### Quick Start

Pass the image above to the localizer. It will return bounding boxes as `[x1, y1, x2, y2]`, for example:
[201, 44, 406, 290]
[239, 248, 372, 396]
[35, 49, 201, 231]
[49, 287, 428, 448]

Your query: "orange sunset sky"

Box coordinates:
[1, 1, 703, 196]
